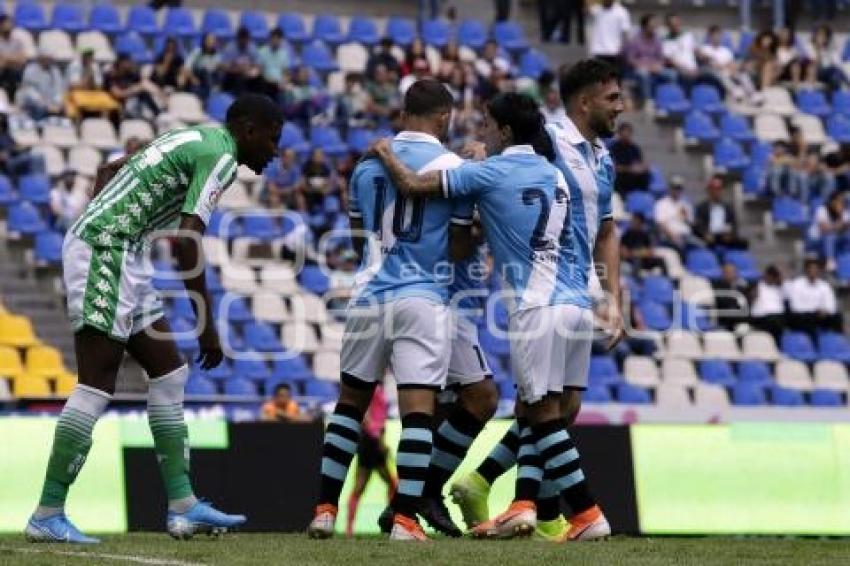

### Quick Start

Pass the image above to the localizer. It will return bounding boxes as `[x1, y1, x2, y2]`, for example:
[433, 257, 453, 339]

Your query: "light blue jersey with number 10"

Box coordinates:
[349, 131, 473, 306]
[442, 144, 573, 313]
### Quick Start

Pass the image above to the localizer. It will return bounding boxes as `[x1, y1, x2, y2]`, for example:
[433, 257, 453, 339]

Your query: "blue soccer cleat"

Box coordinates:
[25, 513, 100, 544]
[166, 501, 246, 540]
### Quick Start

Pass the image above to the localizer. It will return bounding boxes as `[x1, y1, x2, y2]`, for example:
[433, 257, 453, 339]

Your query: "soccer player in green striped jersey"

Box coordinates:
[26, 94, 283, 544]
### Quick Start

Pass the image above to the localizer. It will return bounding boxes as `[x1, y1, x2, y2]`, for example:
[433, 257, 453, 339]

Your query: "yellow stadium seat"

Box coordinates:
[14, 374, 52, 397]
[0, 314, 38, 348]
[26, 345, 65, 379]
[54, 372, 78, 396]
[0, 345, 23, 378]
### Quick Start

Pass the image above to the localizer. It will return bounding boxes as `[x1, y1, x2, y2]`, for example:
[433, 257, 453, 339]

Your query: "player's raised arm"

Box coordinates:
[371, 138, 444, 198]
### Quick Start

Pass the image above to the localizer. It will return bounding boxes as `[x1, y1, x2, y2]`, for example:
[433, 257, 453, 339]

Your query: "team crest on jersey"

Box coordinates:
[139, 192, 154, 207]
[116, 214, 130, 228]
[100, 251, 113, 263]
[97, 232, 112, 246]
[95, 279, 110, 293]
[93, 296, 109, 309]
[98, 265, 112, 277]
[128, 203, 142, 218]
[87, 311, 107, 326]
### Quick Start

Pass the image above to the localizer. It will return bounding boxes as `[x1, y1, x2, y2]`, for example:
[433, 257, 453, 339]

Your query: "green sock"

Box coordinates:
[148, 403, 193, 501]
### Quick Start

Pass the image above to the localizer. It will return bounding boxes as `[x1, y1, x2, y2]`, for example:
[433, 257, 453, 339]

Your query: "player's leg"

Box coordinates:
[345, 465, 371, 537]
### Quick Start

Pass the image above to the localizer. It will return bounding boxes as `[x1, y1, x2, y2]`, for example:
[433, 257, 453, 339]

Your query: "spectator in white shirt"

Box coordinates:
[587, 0, 631, 71]
[49, 167, 88, 232]
[662, 14, 697, 80]
[697, 25, 759, 103]
[749, 264, 785, 343]
[809, 191, 850, 272]
[539, 84, 567, 126]
[785, 257, 843, 335]
[653, 176, 700, 251]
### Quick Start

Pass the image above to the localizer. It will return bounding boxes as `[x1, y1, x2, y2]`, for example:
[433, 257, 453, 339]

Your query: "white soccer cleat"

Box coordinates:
[561, 505, 611, 542]
[389, 514, 429, 542]
[307, 504, 337, 539]
[470, 500, 536, 539]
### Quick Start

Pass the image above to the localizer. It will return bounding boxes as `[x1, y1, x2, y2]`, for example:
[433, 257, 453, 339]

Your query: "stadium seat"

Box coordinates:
[753, 113, 790, 143]
[54, 371, 77, 396]
[686, 249, 722, 280]
[457, 20, 487, 49]
[492, 21, 529, 51]
[312, 14, 345, 45]
[818, 332, 850, 363]
[302, 40, 339, 73]
[259, 265, 300, 295]
[731, 382, 767, 406]
[809, 389, 843, 407]
[278, 12, 309, 43]
[224, 378, 258, 396]
[7, 202, 47, 236]
[278, 122, 311, 155]
[0, 345, 23, 378]
[204, 92, 234, 124]
[737, 360, 772, 385]
[699, 360, 736, 386]
[790, 114, 827, 146]
[309, 125, 348, 156]
[298, 265, 331, 295]
[623, 355, 660, 388]
[813, 361, 849, 390]
[126, 5, 160, 36]
[719, 113, 756, 144]
[0, 174, 18, 206]
[241, 212, 279, 240]
[741, 331, 780, 362]
[683, 111, 720, 144]
[712, 138, 750, 173]
[750, 141, 773, 167]
[741, 164, 766, 197]
[118, 119, 155, 145]
[25, 345, 64, 379]
[240, 11, 270, 41]
[760, 87, 796, 117]
[233, 355, 272, 381]
[205, 268, 224, 293]
[346, 127, 376, 154]
[50, 2, 86, 33]
[201, 9, 234, 40]
[422, 19, 451, 48]
[796, 89, 832, 117]
[639, 300, 671, 331]
[583, 385, 612, 403]
[833, 90, 850, 116]
[386, 17, 416, 46]
[281, 322, 320, 353]
[694, 382, 729, 408]
[313, 351, 340, 381]
[271, 355, 313, 380]
[319, 323, 344, 352]
[89, 3, 123, 35]
[723, 250, 761, 282]
[208, 210, 243, 239]
[18, 174, 49, 205]
[654, 83, 690, 116]
[169, 317, 198, 352]
[304, 379, 339, 401]
[14, 375, 51, 397]
[588, 356, 622, 386]
[290, 293, 329, 324]
[656, 383, 691, 408]
[347, 16, 379, 46]
[34, 231, 63, 265]
[680, 302, 713, 332]
[14, 2, 48, 32]
[244, 322, 283, 353]
[661, 358, 699, 386]
[218, 296, 254, 323]
[642, 276, 673, 306]
[664, 331, 703, 359]
[0, 313, 37, 349]
[772, 197, 808, 229]
[827, 114, 850, 143]
[616, 383, 652, 404]
[41, 121, 79, 150]
[702, 330, 741, 360]
[625, 191, 655, 218]
[38, 29, 75, 63]
[691, 84, 725, 115]
[770, 385, 805, 406]
[479, 324, 510, 357]
[518, 49, 550, 80]
[837, 254, 850, 283]
[167, 92, 207, 123]
[163, 7, 198, 38]
[775, 359, 813, 391]
[186, 377, 217, 395]
[781, 332, 818, 363]
[114, 31, 153, 64]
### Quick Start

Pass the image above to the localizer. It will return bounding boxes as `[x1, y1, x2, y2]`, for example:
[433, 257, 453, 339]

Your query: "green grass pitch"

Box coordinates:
[0, 534, 847, 565]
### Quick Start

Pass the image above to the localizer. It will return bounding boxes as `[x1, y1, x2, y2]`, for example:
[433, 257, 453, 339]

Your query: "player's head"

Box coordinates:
[402, 79, 454, 141]
[481, 92, 552, 160]
[226, 93, 285, 174]
[559, 58, 623, 139]
[273, 383, 292, 405]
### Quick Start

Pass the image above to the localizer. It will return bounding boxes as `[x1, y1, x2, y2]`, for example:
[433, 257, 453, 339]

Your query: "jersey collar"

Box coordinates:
[561, 116, 609, 159]
[395, 131, 442, 145]
[502, 144, 535, 155]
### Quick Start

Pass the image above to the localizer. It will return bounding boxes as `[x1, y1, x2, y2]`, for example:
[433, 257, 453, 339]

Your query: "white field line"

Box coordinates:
[1, 546, 206, 566]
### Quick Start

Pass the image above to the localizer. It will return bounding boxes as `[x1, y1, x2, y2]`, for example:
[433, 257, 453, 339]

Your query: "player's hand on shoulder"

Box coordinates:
[366, 138, 393, 161]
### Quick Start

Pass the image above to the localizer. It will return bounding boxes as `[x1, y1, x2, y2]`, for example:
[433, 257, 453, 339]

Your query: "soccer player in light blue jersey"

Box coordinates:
[309, 80, 474, 541]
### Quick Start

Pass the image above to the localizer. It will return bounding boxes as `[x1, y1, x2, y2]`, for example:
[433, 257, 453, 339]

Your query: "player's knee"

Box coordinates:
[561, 390, 583, 425]
[460, 379, 499, 421]
[338, 372, 376, 413]
[147, 363, 189, 405]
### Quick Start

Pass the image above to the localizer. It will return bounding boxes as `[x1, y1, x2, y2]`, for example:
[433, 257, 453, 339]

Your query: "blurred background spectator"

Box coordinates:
[694, 175, 747, 250]
[609, 122, 650, 194]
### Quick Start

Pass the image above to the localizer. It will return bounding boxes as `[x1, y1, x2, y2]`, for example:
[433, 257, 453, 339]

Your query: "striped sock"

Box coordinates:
[425, 405, 485, 497]
[393, 412, 433, 519]
[514, 419, 543, 502]
[37, 384, 111, 515]
[536, 477, 562, 521]
[476, 420, 520, 485]
[318, 403, 363, 506]
[532, 419, 596, 515]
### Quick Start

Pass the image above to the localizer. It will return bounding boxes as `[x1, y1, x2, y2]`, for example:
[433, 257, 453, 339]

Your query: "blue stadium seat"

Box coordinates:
[7, 202, 46, 235]
[479, 324, 510, 357]
[736, 30, 754, 58]
[457, 20, 487, 49]
[616, 383, 652, 404]
[14, 2, 48, 32]
[654, 83, 690, 116]
[168, 295, 196, 320]
[239, 10, 270, 41]
[194, 359, 232, 381]
[18, 174, 49, 205]
[186, 377, 217, 395]
[207, 210, 242, 238]
[642, 275, 674, 305]
[833, 90, 850, 116]
[126, 5, 159, 35]
[770, 385, 804, 406]
[648, 165, 668, 195]
[272, 355, 314, 380]
[301, 40, 338, 73]
[205, 92, 234, 123]
[712, 138, 750, 173]
[691, 84, 725, 115]
[278, 122, 311, 155]
[206, 268, 223, 293]
[772, 196, 808, 228]
[492, 21, 528, 51]
[742, 165, 766, 197]
[680, 302, 713, 332]
[51, 2, 87, 33]
[309, 125, 348, 157]
[241, 212, 279, 240]
[622, 275, 642, 303]
[737, 360, 772, 385]
[828, 114, 850, 143]
[219, 296, 253, 323]
[34, 231, 63, 264]
[625, 191, 655, 218]
[201, 9, 234, 40]
[686, 249, 722, 280]
[347, 16, 379, 46]
[422, 19, 451, 48]
[723, 250, 761, 281]
[278, 12, 309, 43]
[781, 331, 818, 363]
[818, 332, 850, 363]
[312, 14, 344, 45]
[114, 32, 153, 64]
[719, 113, 756, 144]
[699, 360, 736, 386]
[233, 355, 272, 381]
[584, 385, 612, 403]
[797, 89, 832, 117]
[837, 253, 850, 283]
[683, 111, 720, 144]
[89, 3, 122, 35]
[0, 174, 17, 206]
[386, 17, 416, 47]
[810, 389, 843, 407]
[224, 378, 258, 396]
[750, 141, 773, 167]
[497, 379, 515, 400]
[154, 267, 184, 292]
[731, 382, 766, 406]
[639, 300, 671, 331]
[163, 7, 197, 38]
[298, 265, 330, 295]
[346, 127, 375, 154]
[243, 322, 283, 352]
[588, 356, 622, 386]
[170, 317, 198, 352]
[518, 49, 549, 80]
[304, 379, 339, 400]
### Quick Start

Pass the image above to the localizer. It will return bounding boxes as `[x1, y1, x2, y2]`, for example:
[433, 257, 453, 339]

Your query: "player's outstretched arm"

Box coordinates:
[175, 213, 223, 370]
[371, 138, 443, 197]
[594, 219, 624, 350]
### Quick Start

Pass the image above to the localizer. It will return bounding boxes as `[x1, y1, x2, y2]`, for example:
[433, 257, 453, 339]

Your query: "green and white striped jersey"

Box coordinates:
[71, 125, 238, 250]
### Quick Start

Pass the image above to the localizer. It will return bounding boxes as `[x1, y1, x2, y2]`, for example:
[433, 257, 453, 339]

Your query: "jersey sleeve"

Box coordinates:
[348, 164, 365, 220]
[450, 197, 474, 226]
[181, 151, 238, 226]
[443, 161, 490, 200]
[598, 157, 614, 222]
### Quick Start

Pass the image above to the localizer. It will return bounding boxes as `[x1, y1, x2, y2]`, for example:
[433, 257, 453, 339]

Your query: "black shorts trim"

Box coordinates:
[341, 372, 377, 391]
[396, 383, 442, 392]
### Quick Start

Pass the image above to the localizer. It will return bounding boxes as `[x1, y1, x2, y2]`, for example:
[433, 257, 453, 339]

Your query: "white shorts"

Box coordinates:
[446, 315, 491, 387]
[508, 305, 593, 404]
[340, 297, 451, 389]
[63, 232, 164, 343]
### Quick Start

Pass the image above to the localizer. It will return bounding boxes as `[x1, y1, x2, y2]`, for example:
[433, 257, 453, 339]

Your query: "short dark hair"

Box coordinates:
[487, 93, 553, 160]
[559, 58, 619, 105]
[226, 93, 284, 126]
[403, 79, 453, 117]
[640, 13, 655, 28]
[273, 383, 292, 395]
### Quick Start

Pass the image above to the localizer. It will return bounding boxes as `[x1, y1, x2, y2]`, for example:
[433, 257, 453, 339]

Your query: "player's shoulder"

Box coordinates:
[418, 147, 463, 173]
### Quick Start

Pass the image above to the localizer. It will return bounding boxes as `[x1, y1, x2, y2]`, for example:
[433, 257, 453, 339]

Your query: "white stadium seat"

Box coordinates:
[741, 331, 781, 362]
[202, 236, 228, 267]
[665, 331, 703, 360]
[813, 361, 849, 391]
[775, 360, 813, 391]
[42, 122, 79, 150]
[754, 113, 790, 143]
[656, 383, 692, 408]
[68, 145, 103, 177]
[75, 31, 115, 64]
[281, 322, 320, 353]
[38, 30, 74, 63]
[80, 118, 119, 151]
[260, 264, 300, 295]
[790, 113, 827, 146]
[32, 144, 65, 177]
[289, 293, 329, 324]
[678, 274, 714, 306]
[217, 181, 254, 209]
[167, 92, 207, 123]
[313, 351, 340, 381]
[654, 246, 685, 279]
[319, 322, 344, 352]
[119, 119, 155, 144]
[221, 264, 259, 295]
[694, 383, 729, 408]
[623, 355, 661, 388]
[336, 42, 368, 73]
[251, 292, 291, 324]
[759, 87, 797, 117]
[661, 358, 699, 386]
[702, 330, 741, 360]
